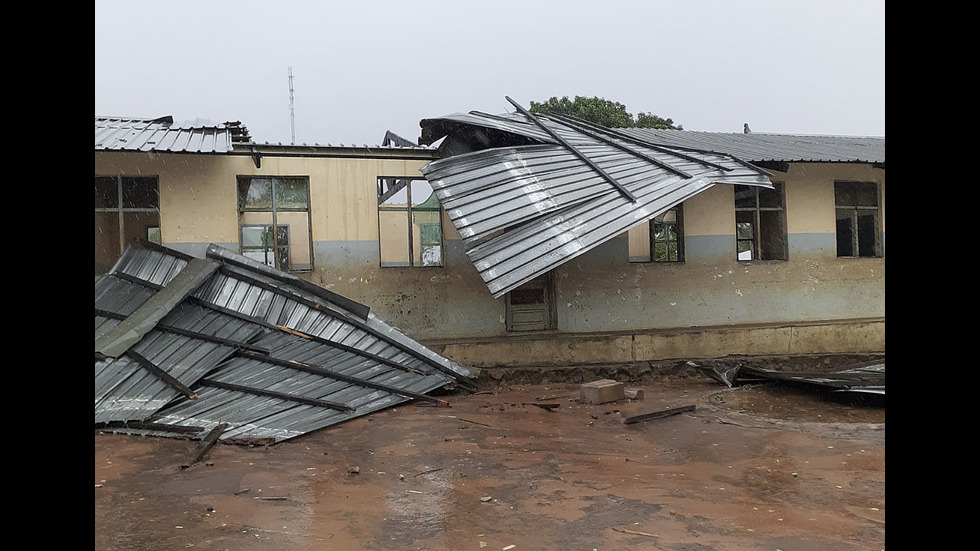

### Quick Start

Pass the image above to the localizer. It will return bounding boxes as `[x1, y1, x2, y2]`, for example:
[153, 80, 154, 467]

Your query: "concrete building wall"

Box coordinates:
[96, 152, 884, 367]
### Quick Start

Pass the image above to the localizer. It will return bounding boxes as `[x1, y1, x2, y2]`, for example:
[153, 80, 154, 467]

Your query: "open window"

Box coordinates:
[835, 181, 881, 258]
[237, 176, 312, 271]
[378, 177, 444, 267]
[629, 205, 684, 263]
[95, 176, 159, 275]
[735, 183, 787, 261]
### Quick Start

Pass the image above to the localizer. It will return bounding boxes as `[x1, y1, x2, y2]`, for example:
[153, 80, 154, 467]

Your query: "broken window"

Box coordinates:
[378, 177, 443, 267]
[505, 272, 556, 332]
[237, 176, 313, 271]
[95, 176, 159, 275]
[835, 181, 881, 258]
[628, 205, 684, 263]
[735, 182, 787, 261]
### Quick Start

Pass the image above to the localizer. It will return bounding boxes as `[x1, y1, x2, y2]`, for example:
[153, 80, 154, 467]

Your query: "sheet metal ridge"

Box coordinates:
[205, 243, 371, 321]
[95, 258, 220, 358]
[96, 116, 236, 153]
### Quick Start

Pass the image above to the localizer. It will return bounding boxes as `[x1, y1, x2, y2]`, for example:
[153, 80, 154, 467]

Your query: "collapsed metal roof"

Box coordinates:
[418, 98, 775, 298]
[699, 361, 885, 395]
[95, 242, 477, 444]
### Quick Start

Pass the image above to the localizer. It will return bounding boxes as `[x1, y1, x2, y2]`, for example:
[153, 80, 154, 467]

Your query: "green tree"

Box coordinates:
[529, 95, 682, 129]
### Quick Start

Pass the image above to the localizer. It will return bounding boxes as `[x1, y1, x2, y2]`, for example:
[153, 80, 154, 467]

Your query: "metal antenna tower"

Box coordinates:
[288, 67, 296, 145]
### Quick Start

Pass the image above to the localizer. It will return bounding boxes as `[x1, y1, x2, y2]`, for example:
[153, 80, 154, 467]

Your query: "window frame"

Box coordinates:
[377, 176, 444, 268]
[505, 272, 557, 332]
[95, 175, 160, 274]
[834, 180, 882, 258]
[236, 175, 313, 272]
[240, 224, 290, 271]
[628, 205, 685, 263]
[734, 182, 788, 262]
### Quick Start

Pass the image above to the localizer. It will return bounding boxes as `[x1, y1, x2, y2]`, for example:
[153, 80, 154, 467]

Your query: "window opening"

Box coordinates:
[734, 183, 787, 261]
[378, 177, 444, 267]
[629, 205, 684, 263]
[95, 176, 159, 275]
[237, 176, 312, 271]
[241, 225, 290, 269]
[505, 272, 556, 332]
[835, 181, 881, 257]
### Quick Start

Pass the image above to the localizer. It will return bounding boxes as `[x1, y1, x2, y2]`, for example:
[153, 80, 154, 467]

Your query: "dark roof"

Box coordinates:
[95, 242, 476, 444]
[616, 129, 884, 164]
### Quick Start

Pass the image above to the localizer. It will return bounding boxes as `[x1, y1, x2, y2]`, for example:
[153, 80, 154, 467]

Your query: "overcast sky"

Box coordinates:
[95, 0, 884, 146]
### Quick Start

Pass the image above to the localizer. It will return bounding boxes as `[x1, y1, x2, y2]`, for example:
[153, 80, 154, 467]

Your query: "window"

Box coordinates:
[378, 177, 443, 267]
[735, 183, 787, 261]
[835, 181, 881, 258]
[241, 225, 289, 269]
[237, 176, 313, 271]
[95, 176, 159, 275]
[628, 205, 684, 263]
[505, 272, 556, 331]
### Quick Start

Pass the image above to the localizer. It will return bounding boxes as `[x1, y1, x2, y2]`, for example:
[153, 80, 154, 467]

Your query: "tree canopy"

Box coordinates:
[528, 95, 682, 130]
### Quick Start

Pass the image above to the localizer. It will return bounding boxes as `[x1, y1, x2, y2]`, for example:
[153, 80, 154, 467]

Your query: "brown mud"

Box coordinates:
[96, 355, 885, 551]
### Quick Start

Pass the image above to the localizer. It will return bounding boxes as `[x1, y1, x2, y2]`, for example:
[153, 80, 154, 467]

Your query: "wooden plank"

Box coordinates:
[623, 404, 696, 425]
[181, 422, 228, 468]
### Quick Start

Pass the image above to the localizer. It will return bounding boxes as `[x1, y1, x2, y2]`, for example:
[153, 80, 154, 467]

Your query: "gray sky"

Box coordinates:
[95, 0, 884, 146]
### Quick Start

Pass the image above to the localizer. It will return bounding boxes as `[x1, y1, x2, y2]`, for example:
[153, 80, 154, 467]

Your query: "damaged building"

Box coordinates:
[96, 101, 884, 371]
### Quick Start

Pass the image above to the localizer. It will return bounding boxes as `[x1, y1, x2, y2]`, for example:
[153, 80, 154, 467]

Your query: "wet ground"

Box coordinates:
[95, 373, 884, 551]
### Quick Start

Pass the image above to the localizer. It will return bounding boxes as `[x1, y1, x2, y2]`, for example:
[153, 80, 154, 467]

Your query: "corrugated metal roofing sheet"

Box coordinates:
[419, 101, 775, 298]
[95, 242, 476, 444]
[617, 129, 884, 164]
[95, 116, 239, 153]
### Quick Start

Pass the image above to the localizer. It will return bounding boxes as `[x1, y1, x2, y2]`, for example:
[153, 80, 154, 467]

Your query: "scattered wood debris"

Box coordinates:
[623, 405, 696, 425]
[180, 422, 228, 469]
[523, 402, 560, 411]
[612, 527, 660, 537]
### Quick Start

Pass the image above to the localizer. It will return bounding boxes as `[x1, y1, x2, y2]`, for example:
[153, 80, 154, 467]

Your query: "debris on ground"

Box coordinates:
[624, 388, 644, 400]
[623, 404, 696, 425]
[695, 359, 885, 395]
[580, 379, 625, 404]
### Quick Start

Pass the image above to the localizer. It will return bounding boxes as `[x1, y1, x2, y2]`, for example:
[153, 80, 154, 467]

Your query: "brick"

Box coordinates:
[580, 379, 625, 404]
[625, 388, 644, 400]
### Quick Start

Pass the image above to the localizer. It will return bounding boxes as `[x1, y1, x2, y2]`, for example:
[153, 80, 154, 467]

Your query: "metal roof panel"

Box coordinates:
[95, 242, 476, 444]
[419, 106, 775, 297]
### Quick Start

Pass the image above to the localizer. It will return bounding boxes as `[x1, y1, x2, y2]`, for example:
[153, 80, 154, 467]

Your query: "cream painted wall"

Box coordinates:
[96, 152, 433, 247]
[95, 152, 241, 245]
[684, 185, 736, 236]
[782, 163, 886, 234]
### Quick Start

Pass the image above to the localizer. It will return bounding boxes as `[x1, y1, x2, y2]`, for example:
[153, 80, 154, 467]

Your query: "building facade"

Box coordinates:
[96, 117, 884, 367]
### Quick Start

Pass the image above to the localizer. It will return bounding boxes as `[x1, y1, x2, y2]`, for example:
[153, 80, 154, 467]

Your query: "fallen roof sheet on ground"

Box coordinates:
[418, 97, 774, 297]
[95, 242, 477, 444]
[698, 361, 885, 396]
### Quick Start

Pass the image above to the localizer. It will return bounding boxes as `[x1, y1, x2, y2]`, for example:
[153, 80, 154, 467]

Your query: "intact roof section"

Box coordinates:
[95, 116, 248, 153]
[617, 129, 885, 164]
[96, 115, 438, 152]
[95, 242, 476, 444]
[418, 103, 774, 297]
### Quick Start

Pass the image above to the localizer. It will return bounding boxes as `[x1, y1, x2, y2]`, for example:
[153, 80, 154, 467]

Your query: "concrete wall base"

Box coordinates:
[427, 318, 885, 369]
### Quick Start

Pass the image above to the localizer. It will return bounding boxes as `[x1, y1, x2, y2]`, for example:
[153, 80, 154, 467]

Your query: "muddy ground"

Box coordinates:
[95, 356, 885, 551]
